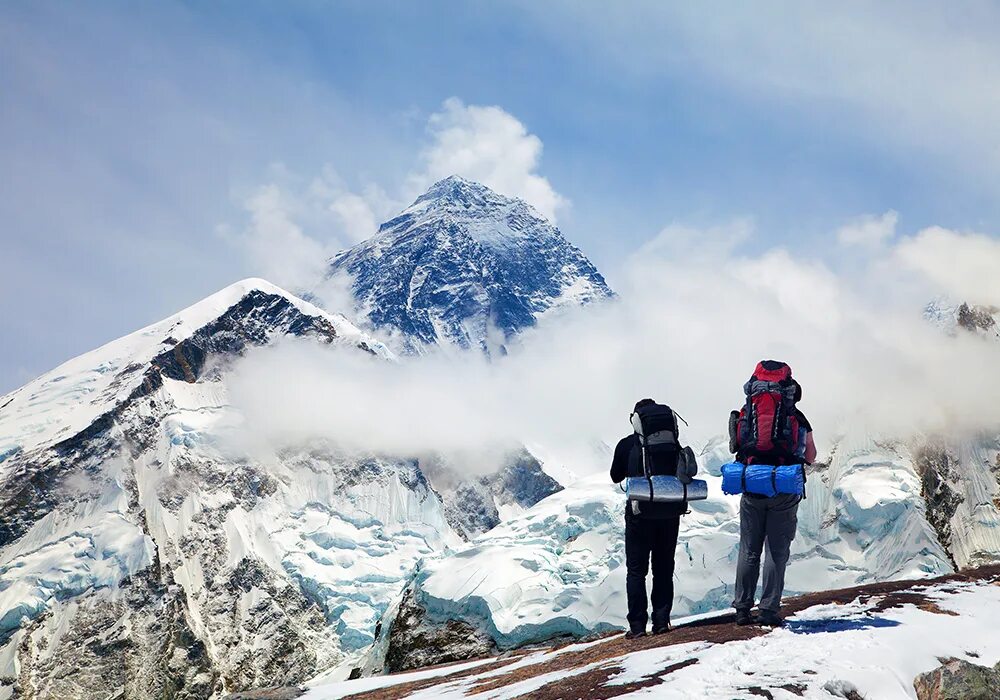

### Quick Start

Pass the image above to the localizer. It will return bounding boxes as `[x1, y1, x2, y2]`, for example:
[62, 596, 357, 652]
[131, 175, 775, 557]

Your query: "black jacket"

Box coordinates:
[610, 434, 685, 519]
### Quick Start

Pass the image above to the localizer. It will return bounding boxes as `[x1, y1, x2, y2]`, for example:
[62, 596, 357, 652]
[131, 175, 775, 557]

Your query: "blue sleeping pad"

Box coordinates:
[721, 462, 805, 497]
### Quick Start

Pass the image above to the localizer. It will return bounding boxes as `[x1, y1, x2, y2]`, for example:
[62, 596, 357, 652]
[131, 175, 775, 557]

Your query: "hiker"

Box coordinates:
[728, 360, 816, 627]
[610, 399, 685, 639]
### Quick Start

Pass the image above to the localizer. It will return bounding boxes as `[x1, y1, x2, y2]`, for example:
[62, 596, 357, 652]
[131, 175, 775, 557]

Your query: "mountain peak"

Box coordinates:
[388, 175, 536, 236]
[0, 279, 390, 459]
[423, 174, 485, 195]
[328, 177, 612, 353]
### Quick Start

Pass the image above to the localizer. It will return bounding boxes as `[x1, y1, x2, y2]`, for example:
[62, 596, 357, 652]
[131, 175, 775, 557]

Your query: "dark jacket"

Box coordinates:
[796, 409, 818, 465]
[610, 434, 685, 519]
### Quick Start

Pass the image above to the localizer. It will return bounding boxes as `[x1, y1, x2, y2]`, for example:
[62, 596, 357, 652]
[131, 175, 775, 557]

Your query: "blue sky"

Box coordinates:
[3, 1, 1000, 392]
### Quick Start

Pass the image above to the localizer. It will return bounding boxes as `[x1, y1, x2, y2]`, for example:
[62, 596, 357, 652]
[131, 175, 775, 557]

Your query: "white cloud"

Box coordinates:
[893, 226, 1000, 306]
[238, 184, 330, 292]
[328, 192, 378, 241]
[408, 98, 567, 223]
[228, 218, 1000, 478]
[308, 171, 394, 244]
[837, 210, 898, 248]
[231, 168, 401, 301]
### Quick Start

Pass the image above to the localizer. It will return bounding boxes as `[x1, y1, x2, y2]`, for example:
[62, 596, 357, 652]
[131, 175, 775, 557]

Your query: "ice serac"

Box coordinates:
[423, 449, 564, 540]
[0, 279, 472, 699]
[397, 469, 743, 654]
[394, 433, 965, 655]
[326, 176, 613, 354]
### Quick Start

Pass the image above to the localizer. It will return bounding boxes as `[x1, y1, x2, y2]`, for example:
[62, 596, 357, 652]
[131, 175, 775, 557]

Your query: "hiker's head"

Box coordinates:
[633, 398, 656, 413]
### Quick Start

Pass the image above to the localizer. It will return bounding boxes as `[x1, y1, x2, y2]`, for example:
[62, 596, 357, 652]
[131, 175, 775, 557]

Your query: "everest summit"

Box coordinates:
[326, 176, 613, 354]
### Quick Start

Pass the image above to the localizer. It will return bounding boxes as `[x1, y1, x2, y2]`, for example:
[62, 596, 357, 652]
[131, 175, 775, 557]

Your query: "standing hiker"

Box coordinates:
[728, 360, 817, 627]
[610, 399, 686, 639]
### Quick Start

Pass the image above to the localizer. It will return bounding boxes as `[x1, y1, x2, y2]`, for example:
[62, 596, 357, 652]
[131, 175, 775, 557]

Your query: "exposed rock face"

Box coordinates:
[384, 589, 496, 673]
[956, 303, 999, 334]
[913, 436, 1000, 569]
[432, 450, 564, 540]
[0, 281, 446, 699]
[925, 300, 1000, 340]
[327, 176, 613, 354]
[915, 446, 964, 569]
[13, 567, 217, 700]
[0, 279, 569, 698]
[487, 451, 564, 510]
[914, 657, 1000, 700]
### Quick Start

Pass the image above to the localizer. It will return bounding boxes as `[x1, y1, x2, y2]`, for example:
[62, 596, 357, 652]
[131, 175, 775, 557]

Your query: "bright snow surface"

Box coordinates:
[307, 573, 1000, 699]
[0, 278, 390, 461]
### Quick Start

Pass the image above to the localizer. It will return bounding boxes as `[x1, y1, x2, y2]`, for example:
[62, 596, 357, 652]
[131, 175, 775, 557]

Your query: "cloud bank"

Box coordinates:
[227, 216, 1000, 478]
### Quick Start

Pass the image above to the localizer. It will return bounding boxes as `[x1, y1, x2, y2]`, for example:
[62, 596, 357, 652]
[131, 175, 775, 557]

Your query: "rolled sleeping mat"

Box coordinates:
[627, 475, 708, 503]
[720, 462, 804, 497]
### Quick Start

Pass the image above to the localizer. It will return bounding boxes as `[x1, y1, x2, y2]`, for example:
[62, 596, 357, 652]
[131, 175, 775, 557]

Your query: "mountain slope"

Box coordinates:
[326, 176, 613, 353]
[0, 280, 424, 699]
[0, 280, 556, 700]
[306, 565, 1000, 700]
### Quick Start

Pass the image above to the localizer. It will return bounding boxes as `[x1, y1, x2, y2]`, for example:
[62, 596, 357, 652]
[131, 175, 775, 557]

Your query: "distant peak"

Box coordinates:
[407, 175, 515, 213]
[426, 174, 486, 193]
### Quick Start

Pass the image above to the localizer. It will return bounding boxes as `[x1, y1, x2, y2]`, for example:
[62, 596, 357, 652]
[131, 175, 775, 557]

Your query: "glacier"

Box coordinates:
[0, 278, 559, 699]
[397, 429, 968, 655]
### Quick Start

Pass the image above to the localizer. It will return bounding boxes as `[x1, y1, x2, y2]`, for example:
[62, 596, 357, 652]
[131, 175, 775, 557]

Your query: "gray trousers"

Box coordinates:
[733, 493, 800, 613]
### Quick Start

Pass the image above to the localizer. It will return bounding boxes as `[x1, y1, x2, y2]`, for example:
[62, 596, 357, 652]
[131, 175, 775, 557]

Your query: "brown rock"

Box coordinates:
[914, 657, 1000, 700]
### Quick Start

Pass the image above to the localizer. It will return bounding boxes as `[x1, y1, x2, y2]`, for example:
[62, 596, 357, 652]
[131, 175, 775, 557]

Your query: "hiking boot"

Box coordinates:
[652, 624, 672, 635]
[624, 629, 646, 640]
[757, 611, 785, 627]
[735, 609, 754, 626]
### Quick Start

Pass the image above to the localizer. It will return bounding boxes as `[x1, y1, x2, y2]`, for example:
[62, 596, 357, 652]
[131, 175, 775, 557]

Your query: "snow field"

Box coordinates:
[308, 579, 1000, 699]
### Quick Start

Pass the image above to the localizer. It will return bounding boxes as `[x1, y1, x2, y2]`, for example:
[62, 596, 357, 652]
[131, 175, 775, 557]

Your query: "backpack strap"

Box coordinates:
[771, 466, 778, 496]
[641, 436, 654, 501]
[682, 481, 691, 516]
[740, 463, 747, 493]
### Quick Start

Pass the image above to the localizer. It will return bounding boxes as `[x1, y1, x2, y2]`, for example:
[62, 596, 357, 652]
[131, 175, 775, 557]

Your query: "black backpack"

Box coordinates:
[630, 402, 679, 463]
[628, 403, 698, 515]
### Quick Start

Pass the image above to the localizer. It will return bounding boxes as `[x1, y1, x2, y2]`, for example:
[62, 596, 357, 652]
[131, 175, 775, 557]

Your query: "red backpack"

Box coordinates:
[729, 360, 804, 465]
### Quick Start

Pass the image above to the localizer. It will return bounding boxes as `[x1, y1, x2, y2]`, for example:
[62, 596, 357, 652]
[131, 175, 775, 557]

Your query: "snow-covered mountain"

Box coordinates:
[0, 279, 559, 699]
[326, 176, 613, 354]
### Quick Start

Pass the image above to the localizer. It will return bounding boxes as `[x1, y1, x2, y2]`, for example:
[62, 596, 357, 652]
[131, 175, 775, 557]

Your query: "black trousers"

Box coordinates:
[625, 515, 680, 632]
